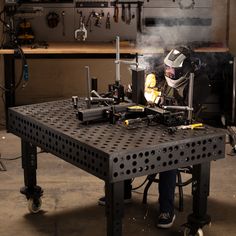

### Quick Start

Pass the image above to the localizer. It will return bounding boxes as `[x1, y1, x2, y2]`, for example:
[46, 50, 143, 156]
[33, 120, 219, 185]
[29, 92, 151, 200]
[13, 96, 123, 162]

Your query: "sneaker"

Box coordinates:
[157, 212, 176, 229]
[98, 196, 132, 206]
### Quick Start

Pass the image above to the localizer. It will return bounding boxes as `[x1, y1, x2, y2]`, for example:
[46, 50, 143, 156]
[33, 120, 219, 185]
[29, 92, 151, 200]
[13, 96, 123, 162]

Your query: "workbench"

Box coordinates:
[8, 98, 226, 236]
[0, 42, 230, 128]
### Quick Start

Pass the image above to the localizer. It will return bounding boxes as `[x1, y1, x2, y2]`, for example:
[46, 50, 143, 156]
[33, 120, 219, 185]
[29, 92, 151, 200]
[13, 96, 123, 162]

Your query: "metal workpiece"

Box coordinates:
[85, 66, 91, 109]
[116, 36, 120, 83]
[232, 57, 236, 123]
[163, 105, 193, 111]
[77, 102, 134, 122]
[131, 67, 145, 105]
[188, 72, 194, 121]
[8, 99, 225, 183]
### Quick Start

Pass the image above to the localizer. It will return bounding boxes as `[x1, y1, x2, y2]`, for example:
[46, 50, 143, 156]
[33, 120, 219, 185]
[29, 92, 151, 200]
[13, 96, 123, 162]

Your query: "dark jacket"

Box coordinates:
[159, 72, 210, 119]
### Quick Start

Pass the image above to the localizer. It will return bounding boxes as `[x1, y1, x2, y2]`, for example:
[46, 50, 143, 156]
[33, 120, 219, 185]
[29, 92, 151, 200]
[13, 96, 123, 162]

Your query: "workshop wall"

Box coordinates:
[229, 0, 236, 55]
[211, 0, 227, 44]
[14, 59, 132, 105]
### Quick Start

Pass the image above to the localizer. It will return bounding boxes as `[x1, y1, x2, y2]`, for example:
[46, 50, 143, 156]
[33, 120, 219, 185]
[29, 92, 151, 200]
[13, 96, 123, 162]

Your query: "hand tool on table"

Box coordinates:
[168, 123, 204, 134]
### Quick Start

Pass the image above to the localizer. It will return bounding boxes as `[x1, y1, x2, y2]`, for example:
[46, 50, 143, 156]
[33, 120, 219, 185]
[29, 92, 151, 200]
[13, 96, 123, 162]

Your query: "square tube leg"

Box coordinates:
[105, 181, 124, 236]
[187, 162, 211, 232]
[20, 139, 43, 200]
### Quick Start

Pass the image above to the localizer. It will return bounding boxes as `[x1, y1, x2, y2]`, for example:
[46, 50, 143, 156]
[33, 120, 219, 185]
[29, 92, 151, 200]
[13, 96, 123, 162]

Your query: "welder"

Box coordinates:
[99, 46, 210, 229]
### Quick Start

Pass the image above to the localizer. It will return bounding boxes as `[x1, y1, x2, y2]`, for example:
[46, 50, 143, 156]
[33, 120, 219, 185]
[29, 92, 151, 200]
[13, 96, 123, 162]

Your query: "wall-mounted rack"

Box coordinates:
[76, 1, 109, 8]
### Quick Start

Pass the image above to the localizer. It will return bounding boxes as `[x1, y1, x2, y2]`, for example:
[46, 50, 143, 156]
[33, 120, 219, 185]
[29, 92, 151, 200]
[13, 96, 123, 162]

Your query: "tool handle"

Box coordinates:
[113, 1, 119, 23]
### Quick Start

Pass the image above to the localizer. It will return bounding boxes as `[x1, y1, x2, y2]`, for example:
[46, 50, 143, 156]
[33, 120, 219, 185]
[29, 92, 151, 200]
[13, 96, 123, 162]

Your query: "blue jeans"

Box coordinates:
[124, 169, 177, 214]
[159, 169, 177, 214]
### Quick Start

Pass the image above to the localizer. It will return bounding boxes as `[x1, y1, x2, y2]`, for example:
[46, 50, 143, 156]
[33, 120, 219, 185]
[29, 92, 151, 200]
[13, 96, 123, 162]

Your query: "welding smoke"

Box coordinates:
[136, 1, 216, 72]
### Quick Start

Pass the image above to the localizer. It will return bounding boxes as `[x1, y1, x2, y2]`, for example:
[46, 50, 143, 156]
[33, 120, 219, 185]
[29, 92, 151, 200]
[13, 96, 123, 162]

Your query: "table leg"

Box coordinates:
[186, 162, 211, 234]
[105, 181, 124, 236]
[4, 54, 15, 130]
[20, 139, 43, 213]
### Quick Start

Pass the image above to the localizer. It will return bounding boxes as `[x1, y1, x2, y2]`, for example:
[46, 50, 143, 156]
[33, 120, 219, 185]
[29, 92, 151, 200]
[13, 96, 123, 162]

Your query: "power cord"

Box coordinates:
[0, 150, 45, 172]
[0, 5, 29, 92]
[132, 176, 149, 191]
[0, 153, 7, 171]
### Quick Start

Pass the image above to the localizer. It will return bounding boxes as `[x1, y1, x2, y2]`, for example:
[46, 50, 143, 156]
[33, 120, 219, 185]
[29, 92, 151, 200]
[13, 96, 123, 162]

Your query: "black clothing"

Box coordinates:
[123, 70, 210, 215]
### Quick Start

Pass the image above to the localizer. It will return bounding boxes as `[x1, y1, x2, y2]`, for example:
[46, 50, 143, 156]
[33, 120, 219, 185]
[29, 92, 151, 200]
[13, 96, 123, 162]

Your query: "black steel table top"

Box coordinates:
[8, 99, 226, 183]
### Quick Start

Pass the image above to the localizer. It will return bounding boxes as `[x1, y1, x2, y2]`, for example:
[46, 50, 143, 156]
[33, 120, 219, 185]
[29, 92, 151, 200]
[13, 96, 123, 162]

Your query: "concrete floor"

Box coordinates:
[0, 130, 236, 236]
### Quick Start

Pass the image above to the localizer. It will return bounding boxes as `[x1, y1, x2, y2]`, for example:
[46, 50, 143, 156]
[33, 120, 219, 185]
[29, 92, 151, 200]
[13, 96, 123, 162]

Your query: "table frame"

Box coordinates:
[8, 99, 225, 236]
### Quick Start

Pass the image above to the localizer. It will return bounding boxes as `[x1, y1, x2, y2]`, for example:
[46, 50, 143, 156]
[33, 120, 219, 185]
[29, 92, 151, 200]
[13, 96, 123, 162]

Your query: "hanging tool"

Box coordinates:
[86, 11, 94, 32]
[61, 10, 65, 36]
[126, 3, 132, 24]
[113, 0, 119, 23]
[121, 3, 126, 22]
[94, 10, 104, 27]
[46, 11, 60, 28]
[75, 11, 87, 41]
[106, 12, 111, 29]
[178, 0, 195, 9]
[137, 1, 143, 32]
[17, 19, 35, 45]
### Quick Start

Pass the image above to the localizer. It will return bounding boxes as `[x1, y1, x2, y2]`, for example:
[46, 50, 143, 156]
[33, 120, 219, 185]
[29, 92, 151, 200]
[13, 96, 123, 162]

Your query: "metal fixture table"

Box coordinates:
[8, 99, 225, 236]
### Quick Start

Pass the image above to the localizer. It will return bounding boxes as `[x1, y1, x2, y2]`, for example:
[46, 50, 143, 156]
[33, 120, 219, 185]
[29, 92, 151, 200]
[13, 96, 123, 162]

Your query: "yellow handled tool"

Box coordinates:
[177, 123, 203, 130]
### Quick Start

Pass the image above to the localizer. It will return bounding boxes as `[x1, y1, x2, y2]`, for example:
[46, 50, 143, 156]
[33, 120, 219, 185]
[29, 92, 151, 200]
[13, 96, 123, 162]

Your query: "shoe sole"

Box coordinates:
[157, 215, 176, 229]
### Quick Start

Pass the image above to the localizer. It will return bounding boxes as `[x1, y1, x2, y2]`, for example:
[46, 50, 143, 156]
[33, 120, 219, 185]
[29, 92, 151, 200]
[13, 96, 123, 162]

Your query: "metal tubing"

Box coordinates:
[21, 140, 37, 188]
[91, 90, 102, 98]
[115, 60, 138, 66]
[188, 73, 194, 121]
[85, 66, 91, 109]
[163, 105, 193, 111]
[191, 162, 211, 219]
[116, 36, 120, 83]
[91, 90, 110, 106]
[105, 181, 124, 236]
[78, 102, 134, 122]
[90, 97, 114, 103]
[232, 57, 236, 123]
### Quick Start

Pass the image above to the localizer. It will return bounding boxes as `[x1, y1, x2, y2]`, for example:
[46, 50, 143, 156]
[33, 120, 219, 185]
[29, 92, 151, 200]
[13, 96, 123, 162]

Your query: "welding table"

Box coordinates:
[8, 99, 226, 236]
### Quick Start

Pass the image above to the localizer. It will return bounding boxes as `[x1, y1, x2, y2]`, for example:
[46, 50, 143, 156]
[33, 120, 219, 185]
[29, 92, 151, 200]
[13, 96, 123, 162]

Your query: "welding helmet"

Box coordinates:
[164, 47, 193, 88]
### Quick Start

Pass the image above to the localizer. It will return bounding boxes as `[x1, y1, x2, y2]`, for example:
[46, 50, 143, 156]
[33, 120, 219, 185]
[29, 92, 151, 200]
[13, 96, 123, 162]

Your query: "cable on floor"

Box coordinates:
[0, 150, 45, 171]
